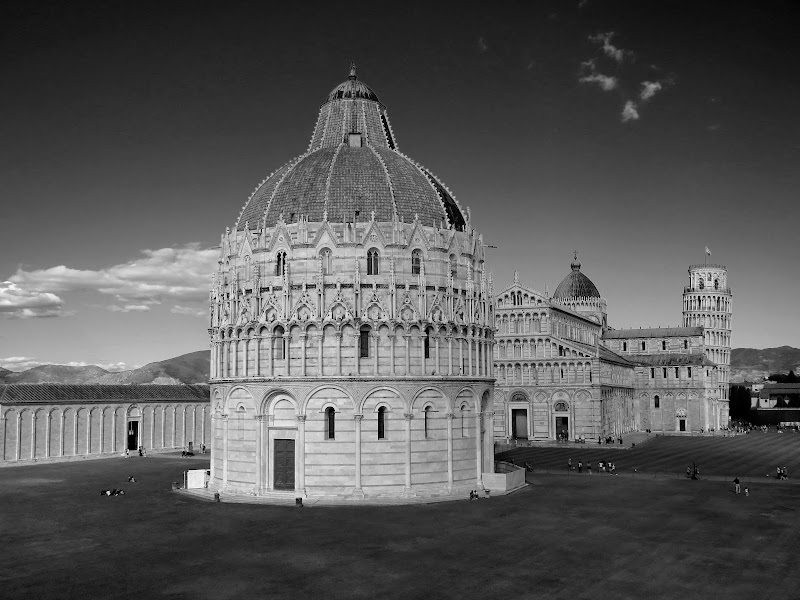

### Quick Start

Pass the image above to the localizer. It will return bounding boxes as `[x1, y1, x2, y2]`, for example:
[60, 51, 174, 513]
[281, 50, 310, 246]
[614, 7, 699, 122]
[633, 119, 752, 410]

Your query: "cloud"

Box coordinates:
[0, 280, 68, 318]
[10, 244, 218, 310]
[171, 305, 207, 318]
[621, 101, 640, 122]
[588, 32, 632, 63]
[640, 81, 663, 101]
[0, 356, 131, 372]
[107, 304, 151, 313]
[477, 36, 488, 53]
[578, 0, 589, 7]
[579, 73, 618, 91]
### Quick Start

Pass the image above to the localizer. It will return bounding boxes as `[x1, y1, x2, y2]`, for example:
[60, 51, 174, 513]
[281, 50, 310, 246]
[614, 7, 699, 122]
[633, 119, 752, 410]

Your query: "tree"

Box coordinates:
[728, 384, 752, 419]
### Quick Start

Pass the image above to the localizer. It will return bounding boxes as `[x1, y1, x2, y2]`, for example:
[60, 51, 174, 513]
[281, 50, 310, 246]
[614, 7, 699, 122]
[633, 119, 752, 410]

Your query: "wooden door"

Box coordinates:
[512, 409, 528, 439]
[274, 439, 295, 490]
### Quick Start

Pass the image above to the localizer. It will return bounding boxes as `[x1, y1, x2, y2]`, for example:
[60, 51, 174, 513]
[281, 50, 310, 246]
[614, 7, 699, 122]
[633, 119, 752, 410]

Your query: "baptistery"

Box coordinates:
[208, 66, 495, 499]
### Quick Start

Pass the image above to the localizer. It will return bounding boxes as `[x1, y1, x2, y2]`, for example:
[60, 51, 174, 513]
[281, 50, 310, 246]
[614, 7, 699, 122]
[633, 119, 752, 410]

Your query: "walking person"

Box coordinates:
[733, 477, 740, 494]
[568, 458, 572, 472]
[578, 460, 583, 474]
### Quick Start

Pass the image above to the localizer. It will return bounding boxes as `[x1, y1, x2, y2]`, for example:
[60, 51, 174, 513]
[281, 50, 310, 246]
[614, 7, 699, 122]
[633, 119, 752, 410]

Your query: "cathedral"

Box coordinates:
[492, 258, 731, 442]
[208, 67, 495, 499]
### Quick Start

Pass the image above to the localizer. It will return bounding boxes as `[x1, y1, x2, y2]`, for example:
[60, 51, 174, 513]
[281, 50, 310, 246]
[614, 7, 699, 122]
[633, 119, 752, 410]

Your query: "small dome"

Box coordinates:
[553, 253, 601, 299]
[326, 64, 380, 103]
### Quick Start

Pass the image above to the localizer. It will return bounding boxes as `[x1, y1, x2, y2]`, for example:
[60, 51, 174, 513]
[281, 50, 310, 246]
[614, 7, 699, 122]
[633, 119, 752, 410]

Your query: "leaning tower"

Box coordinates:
[682, 263, 732, 419]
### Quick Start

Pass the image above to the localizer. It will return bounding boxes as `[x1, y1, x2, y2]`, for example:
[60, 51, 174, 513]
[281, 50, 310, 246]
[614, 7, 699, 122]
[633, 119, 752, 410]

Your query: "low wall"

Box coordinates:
[483, 461, 526, 492]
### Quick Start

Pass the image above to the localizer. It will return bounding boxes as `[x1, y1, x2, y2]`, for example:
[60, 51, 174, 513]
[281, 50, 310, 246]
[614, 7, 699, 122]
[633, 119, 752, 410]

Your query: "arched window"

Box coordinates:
[411, 249, 422, 275]
[641, 341, 646, 351]
[450, 254, 458, 278]
[662, 341, 667, 350]
[367, 248, 379, 275]
[319, 248, 332, 275]
[654, 395, 660, 409]
[714, 279, 719, 290]
[325, 407, 335, 439]
[424, 330, 430, 359]
[460, 404, 467, 437]
[622, 341, 627, 352]
[359, 326, 370, 358]
[275, 251, 287, 276]
[699, 279, 704, 289]
[377, 406, 386, 440]
[424, 406, 432, 438]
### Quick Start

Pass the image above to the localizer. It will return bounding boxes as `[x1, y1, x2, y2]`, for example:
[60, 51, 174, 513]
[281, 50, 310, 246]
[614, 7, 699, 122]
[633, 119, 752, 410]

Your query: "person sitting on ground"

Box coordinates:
[686, 465, 693, 478]
[127, 476, 136, 483]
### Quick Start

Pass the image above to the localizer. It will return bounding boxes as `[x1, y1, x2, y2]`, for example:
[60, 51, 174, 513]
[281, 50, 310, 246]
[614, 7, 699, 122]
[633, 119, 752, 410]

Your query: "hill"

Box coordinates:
[0, 351, 210, 385]
[730, 346, 800, 382]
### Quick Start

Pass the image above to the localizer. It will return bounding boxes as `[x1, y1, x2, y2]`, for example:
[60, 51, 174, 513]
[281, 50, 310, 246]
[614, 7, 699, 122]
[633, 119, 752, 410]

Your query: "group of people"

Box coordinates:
[733, 477, 749, 496]
[122, 446, 147, 458]
[99, 489, 125, 496]
[775, 466, 789, 480]
[567, 458, 616, 475]
[469, 489, 483, 500]
[600, 436, 623, 445]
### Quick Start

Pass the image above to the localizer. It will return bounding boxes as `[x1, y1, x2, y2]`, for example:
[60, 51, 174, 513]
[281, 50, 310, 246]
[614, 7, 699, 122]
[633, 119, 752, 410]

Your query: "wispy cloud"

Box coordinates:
[9, 244, 218, 314]
[0, 356, 131, 372]
[107, 304, 151, 313]
[640, 81, 663, 101]
[171, 305, 207, 318]
[579, 73, 618, 91]
[621, 101, 640, 122]
[0, 281, 67, 319]
[477, 36, 489, 53]
[588, 32, 632, 63]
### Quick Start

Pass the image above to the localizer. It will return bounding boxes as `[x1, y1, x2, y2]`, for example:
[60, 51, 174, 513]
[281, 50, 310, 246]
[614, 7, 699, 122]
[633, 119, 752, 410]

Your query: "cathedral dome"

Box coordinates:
[552, 254, 601, 299]
[234, 66, 466, 231]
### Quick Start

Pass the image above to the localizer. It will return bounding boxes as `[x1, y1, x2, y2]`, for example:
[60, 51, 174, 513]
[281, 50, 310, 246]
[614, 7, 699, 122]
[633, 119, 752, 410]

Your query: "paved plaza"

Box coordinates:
[1, 438, 798, 599]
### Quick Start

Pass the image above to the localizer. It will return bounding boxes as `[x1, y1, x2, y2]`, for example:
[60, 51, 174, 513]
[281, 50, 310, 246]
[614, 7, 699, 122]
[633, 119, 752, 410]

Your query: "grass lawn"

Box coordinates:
[0, 442, 798, 600]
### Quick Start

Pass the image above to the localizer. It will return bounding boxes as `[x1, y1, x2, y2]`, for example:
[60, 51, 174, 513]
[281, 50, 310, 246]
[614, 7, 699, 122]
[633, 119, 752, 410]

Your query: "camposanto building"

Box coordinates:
[208, 67, 495, 499]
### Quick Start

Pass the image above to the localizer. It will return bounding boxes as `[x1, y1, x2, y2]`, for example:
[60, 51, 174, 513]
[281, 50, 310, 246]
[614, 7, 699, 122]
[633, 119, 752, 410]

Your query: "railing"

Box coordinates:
[684, 286, 732, 294]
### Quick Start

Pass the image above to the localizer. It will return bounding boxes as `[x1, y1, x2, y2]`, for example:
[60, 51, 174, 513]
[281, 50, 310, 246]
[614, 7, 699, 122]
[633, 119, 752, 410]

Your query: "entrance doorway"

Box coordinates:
[679, 419, 686, 432]
[555, 416, 569, 441]
[511, 409, 528, 439]
[127, 421, 139, 451]
[274, 439, 295, 491]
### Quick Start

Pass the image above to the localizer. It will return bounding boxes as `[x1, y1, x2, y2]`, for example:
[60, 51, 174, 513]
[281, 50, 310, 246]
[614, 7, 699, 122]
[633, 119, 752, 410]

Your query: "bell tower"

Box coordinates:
[682, 263, 732, 419]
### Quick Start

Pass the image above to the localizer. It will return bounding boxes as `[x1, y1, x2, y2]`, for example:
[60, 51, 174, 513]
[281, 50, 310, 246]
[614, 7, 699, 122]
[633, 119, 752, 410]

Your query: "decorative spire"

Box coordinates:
[349, 62, 357, 80]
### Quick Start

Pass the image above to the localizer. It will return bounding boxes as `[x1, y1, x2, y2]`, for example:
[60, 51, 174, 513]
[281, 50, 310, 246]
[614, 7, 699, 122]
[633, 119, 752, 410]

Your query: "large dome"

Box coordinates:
[235, 66, 466, 231]
[552, 254, 601, 299]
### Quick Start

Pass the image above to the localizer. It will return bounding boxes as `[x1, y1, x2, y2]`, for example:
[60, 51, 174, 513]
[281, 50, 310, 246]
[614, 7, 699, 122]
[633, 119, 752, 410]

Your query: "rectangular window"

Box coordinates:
[662, 341, 667, 350]
[623, 342, 627, 351]
[359, 330, 370, 358]
[684, 340, 689, 350]
[654, 396, 660, 408]
[688, 367, 692, 378]
[641, 341, 646, 351]
[675, 367, 679, 378]
[650, 368, 655, 379]
[424, 335, 430, 359]
[663, 368, 667, 379]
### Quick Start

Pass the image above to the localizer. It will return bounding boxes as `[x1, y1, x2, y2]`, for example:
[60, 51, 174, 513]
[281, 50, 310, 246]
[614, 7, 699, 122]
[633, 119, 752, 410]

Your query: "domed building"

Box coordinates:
[551, 253, 607, 328]
[208, 66, 496, 499]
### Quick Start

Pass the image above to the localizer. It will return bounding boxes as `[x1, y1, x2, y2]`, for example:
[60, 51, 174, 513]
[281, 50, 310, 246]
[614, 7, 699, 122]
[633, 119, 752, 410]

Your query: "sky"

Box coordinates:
[1, 1, 799, 371]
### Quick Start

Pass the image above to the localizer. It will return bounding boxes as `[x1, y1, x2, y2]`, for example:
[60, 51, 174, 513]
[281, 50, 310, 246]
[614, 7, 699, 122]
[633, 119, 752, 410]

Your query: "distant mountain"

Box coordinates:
[730, 346, 800, 383]
[0, 351, 210, 385]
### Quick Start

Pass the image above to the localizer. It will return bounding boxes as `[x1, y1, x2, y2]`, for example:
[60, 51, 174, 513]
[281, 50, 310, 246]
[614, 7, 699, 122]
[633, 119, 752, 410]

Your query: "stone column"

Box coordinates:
[30, 413, 36, 459]
[254, 336, 261, 377]
[446, 412, 455, 489]
[73, 412, 78, 456]
[267, 334, 274, 376]
[468, 336, 473, 376]
[242, 337, 248, 377]
[222, 414, 229, 489]
[459, 336, 464, 375]
[353, 331, 361, 376]
[403, 413, 414, 496]
[150, 410, 155, 452]
[475, 406, 484, 489]
[161, 408, 166, 448]
[335, 331, 342, 376]
[255, 415, 265, 494]
[300, 333, 308, 377]
[60, 412, 65, 457]
[373, 333, 379, 374]
[317, 332, 324, 376]
[16, 412, 22, 461]
[296, 415, 306, 497]
[420, 332, 427, 375]
[353, 414, 364, 496]
[85, 412, 90, 455]
[447, 335, 453, 375]
[434, 335, 440, 375]
[232, 338, 238, 377]
[98, 411, 104, 454]
[45, 413, 51, 458]
[388, 333, 396, 375]
[404, 334, 411, 375]
[284, 333, 292, 376]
